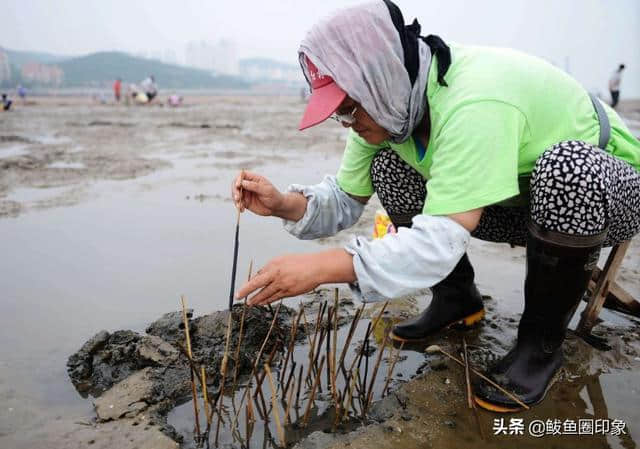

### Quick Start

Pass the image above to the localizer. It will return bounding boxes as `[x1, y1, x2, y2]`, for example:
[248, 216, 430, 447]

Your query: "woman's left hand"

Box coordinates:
[236, 253, 323, 306]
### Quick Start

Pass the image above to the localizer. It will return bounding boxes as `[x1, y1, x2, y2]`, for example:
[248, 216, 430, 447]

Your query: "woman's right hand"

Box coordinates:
[232, 171, 285, 216]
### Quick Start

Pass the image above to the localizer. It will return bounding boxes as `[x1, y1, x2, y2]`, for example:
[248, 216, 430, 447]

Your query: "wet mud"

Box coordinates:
[66, 304, 297, 441]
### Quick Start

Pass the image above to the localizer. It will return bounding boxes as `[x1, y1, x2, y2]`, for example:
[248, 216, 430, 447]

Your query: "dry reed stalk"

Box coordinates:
[462, 338, 473, 409]
[306, 301, 326, 377]
[337, 304, 364, 376]
[283, 369, 296, 425]
[361, 337, 370, 411]
[282, 361, 296, 398]
[382, 342, 405, 397]
[425, 345, 530, 410]
[302, 355, 326, 427]
[231, 303, 283, 430]
[280, 307, 302, 384]
[252, 392, 266, 421]
[265, 364, 286, 447]
[214, 311, 234, 445]
[332, 289, 339, 376]
[370, 301, 389, 331]
[300, 306, 313, 346]
[231, 260, 253, 393]
[462, 338, 485, 440]
[308, 327, 326, 390]
[342, 367, 359, 421]
[365, 332, 390, 413]
[201, 366, 211, 426]
[329, 302, 340, 417]
[331, 290, 338, 396]
[245, 387, 255, 443]
[346, 320, 372, 376]
[180, 296, 201, 437]
[254, 344, 279, 397]
[253, 370, 269, 418]
[339, 319, 370, 407]
[295, 364, 303, 411]
[325, 306, 333, 388]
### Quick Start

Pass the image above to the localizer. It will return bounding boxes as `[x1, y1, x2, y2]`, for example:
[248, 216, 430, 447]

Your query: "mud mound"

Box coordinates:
[66, 304, 296, 442]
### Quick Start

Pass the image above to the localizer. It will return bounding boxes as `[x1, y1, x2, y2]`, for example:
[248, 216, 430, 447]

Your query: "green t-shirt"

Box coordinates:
[336, 44, 640, 215]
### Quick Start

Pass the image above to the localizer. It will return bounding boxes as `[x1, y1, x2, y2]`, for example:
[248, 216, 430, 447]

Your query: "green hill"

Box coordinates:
[57, 52, 249, 89]
[2, 47, 69, 66]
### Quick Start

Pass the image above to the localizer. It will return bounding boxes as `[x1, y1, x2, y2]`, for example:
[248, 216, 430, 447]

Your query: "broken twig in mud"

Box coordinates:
[426, 345, 530, 410]
[180, 296, 202, 439]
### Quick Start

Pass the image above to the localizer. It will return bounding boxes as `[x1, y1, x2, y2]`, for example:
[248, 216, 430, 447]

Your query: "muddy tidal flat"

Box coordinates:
[1, 95, 640, 449]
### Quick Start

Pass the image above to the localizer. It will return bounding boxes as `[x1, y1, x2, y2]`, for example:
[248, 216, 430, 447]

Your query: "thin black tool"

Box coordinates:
[228, 207, 241, 310]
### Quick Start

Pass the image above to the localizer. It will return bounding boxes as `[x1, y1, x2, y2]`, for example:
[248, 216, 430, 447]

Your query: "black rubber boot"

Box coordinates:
[474, 224, 605, 412]
[390, 253, 485, 342]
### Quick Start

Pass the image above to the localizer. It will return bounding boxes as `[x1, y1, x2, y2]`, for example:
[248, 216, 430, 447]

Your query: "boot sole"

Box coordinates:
[389, 308, 485, 343]
[474, 396, 521, 413]
[473, 371, 559, 413]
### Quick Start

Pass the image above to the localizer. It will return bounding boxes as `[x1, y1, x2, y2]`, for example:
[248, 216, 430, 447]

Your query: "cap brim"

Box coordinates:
[298, 82, 347, 131]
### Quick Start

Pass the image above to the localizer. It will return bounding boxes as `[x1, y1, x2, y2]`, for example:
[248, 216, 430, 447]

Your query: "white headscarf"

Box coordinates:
[298, 1, 431, 144]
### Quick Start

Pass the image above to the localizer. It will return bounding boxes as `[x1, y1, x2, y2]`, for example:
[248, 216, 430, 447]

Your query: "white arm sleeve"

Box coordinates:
[344, 214, 470, 302]
[283, 175, 365, 240]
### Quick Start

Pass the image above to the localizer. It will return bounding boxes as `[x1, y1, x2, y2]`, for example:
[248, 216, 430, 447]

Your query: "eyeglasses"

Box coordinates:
[330, 106, 357, 125]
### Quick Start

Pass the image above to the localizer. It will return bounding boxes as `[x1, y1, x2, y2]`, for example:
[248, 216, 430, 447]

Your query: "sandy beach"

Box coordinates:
[1, 94, 639, 448]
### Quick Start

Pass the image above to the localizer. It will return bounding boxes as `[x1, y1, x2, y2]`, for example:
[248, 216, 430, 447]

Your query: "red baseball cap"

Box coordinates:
[299, 56, 347, 131]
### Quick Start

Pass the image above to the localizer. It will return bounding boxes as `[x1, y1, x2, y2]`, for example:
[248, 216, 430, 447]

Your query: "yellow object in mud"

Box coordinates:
[373, 209, 396, 239]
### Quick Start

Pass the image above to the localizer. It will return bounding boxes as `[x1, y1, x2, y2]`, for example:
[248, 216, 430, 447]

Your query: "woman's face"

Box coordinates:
[335, 96, 390, 145]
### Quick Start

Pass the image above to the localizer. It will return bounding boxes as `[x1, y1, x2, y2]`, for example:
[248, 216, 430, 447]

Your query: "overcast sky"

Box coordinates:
[2, 0, 639, 97]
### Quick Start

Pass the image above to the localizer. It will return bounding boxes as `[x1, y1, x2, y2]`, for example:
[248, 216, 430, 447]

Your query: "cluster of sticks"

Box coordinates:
[179, 286, 404, 448]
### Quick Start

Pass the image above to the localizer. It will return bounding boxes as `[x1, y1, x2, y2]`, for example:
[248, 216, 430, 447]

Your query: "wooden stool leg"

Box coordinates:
[577, 240, 632, 335]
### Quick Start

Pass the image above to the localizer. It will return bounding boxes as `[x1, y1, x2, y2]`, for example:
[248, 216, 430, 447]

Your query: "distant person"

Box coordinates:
[17, 85, 26, 104]
[2, 93, 12, 111]
[609, 63, 625, 108]
[167, 94, 183, 107]
[140, 75, 158, 102]
[113, 78, 122, 102]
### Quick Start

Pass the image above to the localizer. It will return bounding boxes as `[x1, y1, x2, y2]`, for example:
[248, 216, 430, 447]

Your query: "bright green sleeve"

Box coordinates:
[336, 129, 385, 197]
[424, 101, 528, 215]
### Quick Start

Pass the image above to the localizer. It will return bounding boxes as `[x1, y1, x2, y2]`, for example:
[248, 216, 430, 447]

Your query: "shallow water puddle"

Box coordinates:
[0, 144, 30, 158]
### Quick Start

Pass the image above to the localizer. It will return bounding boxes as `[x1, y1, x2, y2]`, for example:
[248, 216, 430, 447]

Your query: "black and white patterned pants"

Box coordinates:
[370, 141, 640, 247]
